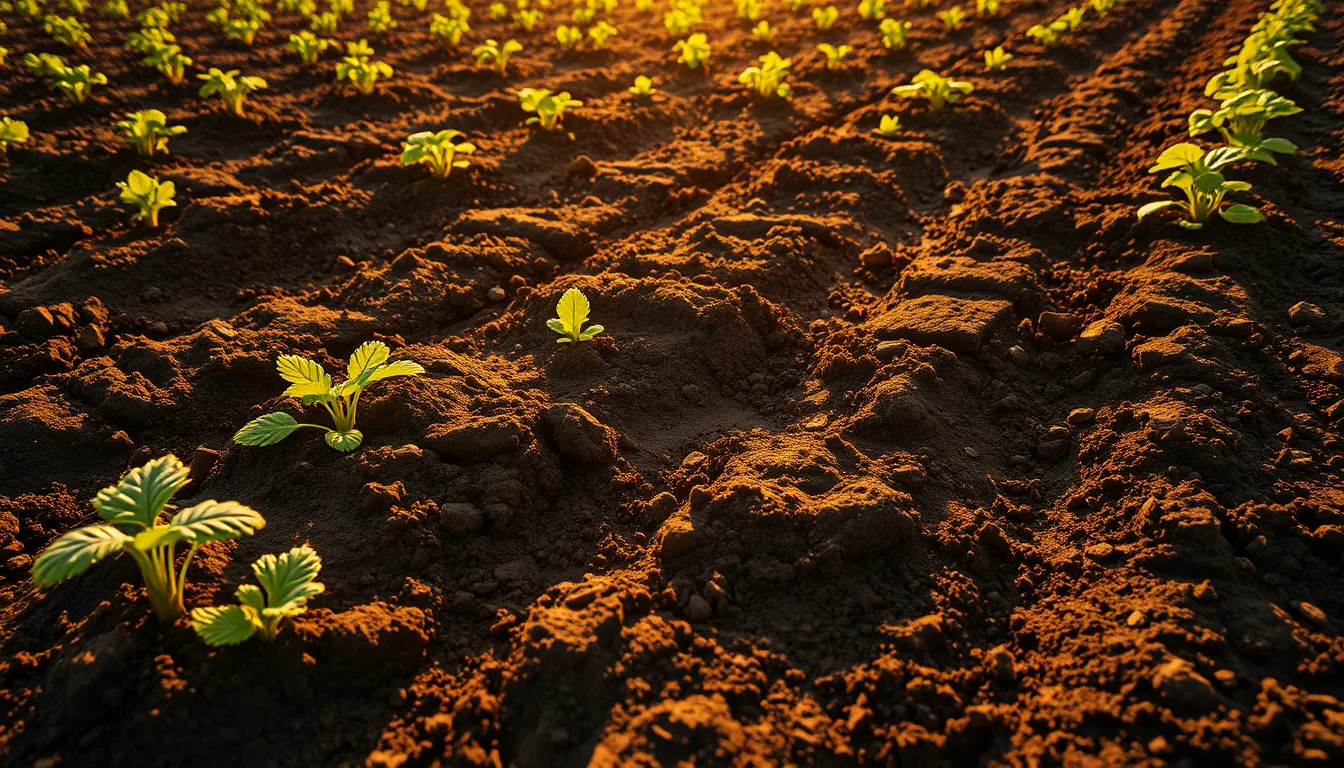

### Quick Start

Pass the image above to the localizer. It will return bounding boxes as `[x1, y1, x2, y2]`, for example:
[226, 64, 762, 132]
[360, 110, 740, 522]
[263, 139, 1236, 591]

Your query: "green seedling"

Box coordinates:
[878, 18, 911, 50]
[556, 24, 582, 50]
[891, 69, 972, 110]
[430, 13, 470, 47]
[548, 287, 604, 343]
[143, 42, 192, 84]
[1137, 143, 1264, 229]
[191, 546, 324, 645]
[872, 113, 900, 137]
[287, 31, 336, 65]
[0, 47, 7, 68]
[662, 8, 693, 36]
[1188, 88, 1301, 162]
[817, 43, 852, 70]
[159, 0, 187, 21]
[751, 20, 775, 43]
[198, 68, 267, 117]
[489, 1, 508, 19]
[31, 455, 265, 622]
[783, 0, 807, 12]
[329, 0, 355, 16]
[734, 0, 763, 21]
[1089, 0, 1118, 15]
[399, 129, 474, 178]
[310, 11, 340, 32]
[1026, 20, 1067, 47]
[937, 5, 965, 30]
[983, 45, 1011, 71]
[1059, 6, 1086, 30]
[102, 0, 131, 18]
[1, 117, 30, 152]
[44, 14, 91, 49]
[224, 17, 265, 46]
[25, 52, 68, 80]
[65, 0, 89, 13]
[206, 6, 230, 29]
[473, 38, 522, 75]
[443, 0, 470, 20]
[859, 0, 885, 21]
[116, 109, 187, 157]
[234, 340, 425, 452]
[975, 0, 1000, 16]
[117, 169, 176, 227]
[519, 87, 581, 131]
[812, 4, 837, 29]
[739, 52, 792, 99]
[513, 8, 541, 31]
[673, 33, 710, 69]
[367, 0, 397, 33]
[127, 27, 175, 54]
[336, 43, 393, 94]
[1205, 30, 1301, 98]
[629, 74, 657, 97]
[588, 20, 617, 48]
[53, 64, 108, 104]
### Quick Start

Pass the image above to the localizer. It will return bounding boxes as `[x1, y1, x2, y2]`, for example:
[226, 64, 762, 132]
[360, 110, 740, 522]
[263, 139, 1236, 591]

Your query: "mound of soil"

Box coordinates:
[2, 0, 1343, 765]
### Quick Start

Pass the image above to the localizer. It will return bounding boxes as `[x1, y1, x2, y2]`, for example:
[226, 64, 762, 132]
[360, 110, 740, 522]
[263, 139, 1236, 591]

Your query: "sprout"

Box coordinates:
[52, 64, 109, 104]
[878, 18, 911, 50]
[198, 68, 268, 116]
[115, 109, 187, 158]
[937, 5, 966, 31]
[751, 20, 775, 43]
[0, 116, 31, 153]
[983, 45, 1012, 71]
[366, 0, 397, 34]
[513, 8, 541, 31]
[975, 0, 1000, 16]
[739, 52, 792, 100]
[310, 11, 340, 32]
[191, 546, 324, 645]
[335, 40, 393, 95]
[817, 42, 852, 70]
[548, 288, 604, 343]
[556, 24, 582, 50]
[734, 0, 763, 22]
[286, 31, 337, 65]
[858, 0, 885, 21]
[519, 87, 582, 131]
[430, 13, 470, 47]
[1188, 88, 1301, 162]
[472, 38, 523, 76]
[812, 5, 837, 30]
[872, 114, 901, 137]
[44, 14, 92, 49]
[142, 41, 193, 84]
[673, 32, 710, 69]
[890, 69, 973, 111]
[588, 20, 617, 49]
[1137, 143, 1265, 230]
[399, 129, 475, 178]
[117, 169, 176, 227]
[628, 75, 657, 98]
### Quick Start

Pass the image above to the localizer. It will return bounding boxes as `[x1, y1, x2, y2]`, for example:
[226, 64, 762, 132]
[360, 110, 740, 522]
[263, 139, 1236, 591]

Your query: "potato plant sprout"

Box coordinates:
[1, 117, 31, 153]
[118, 170, 176, 227]
[1137, 143, 1264, 230]
[367, 0, 397, 34]
[31, 455, 266, 622]
[629, 75, 657, 98]
[1187, 89, 1301, 163]
[233, 341, 425, 452]
[1026, 20, 1066, 48]
[399, 129, 475, 178]
[198, 68, 268, 117]
[673, 33, 711, 70]
[115, 109, 187, 158]
[813, 5, 837, 30]
[984, 46, 1012, 71]
[891, 69, 973, 111]
[473, 38, 523, 75]
[740, 52, 792, 100]
[548, 288, 604, 344]
[817, 43, 852, 71]
[519, 88, 582, 132]
[879, 18, 911, 50]
[873, 114, 900, 137]
[287, 31, 337, 65]
[976, 0, 1000, 16]
[191, 546, 324, 645]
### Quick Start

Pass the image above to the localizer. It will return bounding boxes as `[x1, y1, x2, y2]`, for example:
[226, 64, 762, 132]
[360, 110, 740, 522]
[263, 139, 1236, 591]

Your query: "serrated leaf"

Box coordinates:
[553, 288, 590, 340]
[32, 525, 130, 588]
[93, 454, 190, 528]
[366, 359, 425, 383]
[254, 546, 325, 617]
[237, 583, 265, 611]
[190, 604, 261, 646]
[234, 412, 301, 446]
[347, 341, 390, 380]
[276, 355, 327, 385]
[326, 430, 363, 451]
[171, 500, 266, 544]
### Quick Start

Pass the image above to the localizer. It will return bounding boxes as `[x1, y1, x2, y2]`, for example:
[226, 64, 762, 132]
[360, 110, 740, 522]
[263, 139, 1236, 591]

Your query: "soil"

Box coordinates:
[2, 0, 1344, 765]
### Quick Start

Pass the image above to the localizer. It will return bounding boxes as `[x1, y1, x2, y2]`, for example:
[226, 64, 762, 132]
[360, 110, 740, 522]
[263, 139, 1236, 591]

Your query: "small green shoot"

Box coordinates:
[873, 113, 900, 137]
[336, 40, 393, 95]
[117, 169, 176, 227]
[197, 68, 268, 117]
[739, 52, 792, 100]
[473, 38, 523, 75]
[817, 43, 852, 70]
[859, 0, 886, 21]
[983, 45, 1012, 71]
[142, 42, 192, 84]
[1, 117, 31, 153]
[937, 5, 966, 31]
[115, 109, 186, 158]
[287, 31, 337, 65]
[1137, 143, 1264, 230]
[44, 14, 92, 49]
[519, 87, 582, 131]
[879, 18, 911, 50]
[588, 20, 617, 49]
[751, 20, 775, 44]
[813, 4, 837, 29]
[673, 33, 711, 69]
[1187, 88, 1301, 163]
[399, 129, 475, 178]
[548, 287, 604, 343]
[629, 74, 657, 98]
[513, 7, 541, 32]
[52, 64, 108, 104]
[367, 0, 397, 34]
[190, 546, 324, 645]
[891, 69, 973, 111]
[430, 13, 470, 47]
[556, 24, 582, 50]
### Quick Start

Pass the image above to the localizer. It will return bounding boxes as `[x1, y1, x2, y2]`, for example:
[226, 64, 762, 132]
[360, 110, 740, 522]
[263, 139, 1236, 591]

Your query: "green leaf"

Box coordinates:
[93, 455, 190, 528]
[237, 583, 265, 611]
[133, 526, 185, 551]
[556, 288, 589, 336]
[234, 412, 302, 446]
[1257, 137, 1297, 155]
[347, 341, 390, 380]
[254, 546, 325, 617]
[276, 355, 327, 385]
[1177, 220, 1205, 230]
[171, 500, 266, 544]
[32, 525, 130, 588]
[326, 430, 363, 451]
[366, 359, 425, 383]
[190, 604, 260, 646]
[1136, 200, 1178, 220]
[579, 324, 604, 341]
[1149, 143, 1204, 173]
[1220, 204, 1265, 224]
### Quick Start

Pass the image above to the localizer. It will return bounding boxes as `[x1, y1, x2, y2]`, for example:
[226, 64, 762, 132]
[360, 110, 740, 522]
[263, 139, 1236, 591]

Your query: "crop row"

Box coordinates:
[1136, 0, 1322, 229]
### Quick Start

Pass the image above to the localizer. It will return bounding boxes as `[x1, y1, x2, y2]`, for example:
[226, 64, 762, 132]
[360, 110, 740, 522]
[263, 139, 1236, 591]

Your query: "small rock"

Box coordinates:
[1077, 320, 1125, 356]
[1151, 658, 1220, 712]
[1127, 610, 1147, 627]
[683, 594, 712, 622]
[875, 339, 907, 361]
[1008, 346, 1029, 367]
[1288, 301, 1331, 330]
[1294, 601, 1328, 627]
[486, 286, 507, 303]
[1038, 312, 1081, 342]
[964, 446, 980, 458]
[1085, 543, 1114, 560]
[1066, 407, 1096, 426]
[543, 403, 619, 465]
[77, 325, 106, 353]
[361, 481, 404, 513]
[189, 447, 221, 484]
[1192, 581, 1217, 601]
[424, 416, 522, 461]
[439, 502, 485, 535]
[333, 255, 358, 274]
[985, 645, 1017, 682]
[566, 155, 598, 177]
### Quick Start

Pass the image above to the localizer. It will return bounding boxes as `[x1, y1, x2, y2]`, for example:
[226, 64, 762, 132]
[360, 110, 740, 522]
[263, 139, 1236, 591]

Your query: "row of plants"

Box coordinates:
[1137, 0, 1321, 229]
[29, 292, 603, 643]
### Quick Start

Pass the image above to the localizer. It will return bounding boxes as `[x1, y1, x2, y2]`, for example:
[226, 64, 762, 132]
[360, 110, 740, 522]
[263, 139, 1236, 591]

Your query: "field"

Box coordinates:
[2, 0, 1343, 764]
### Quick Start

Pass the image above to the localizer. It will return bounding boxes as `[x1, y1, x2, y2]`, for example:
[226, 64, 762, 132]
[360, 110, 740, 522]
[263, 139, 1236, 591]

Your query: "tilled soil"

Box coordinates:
[2, 0, 1344, 765]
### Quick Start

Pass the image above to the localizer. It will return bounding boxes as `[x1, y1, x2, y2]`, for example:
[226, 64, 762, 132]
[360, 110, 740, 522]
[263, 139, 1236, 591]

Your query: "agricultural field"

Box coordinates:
[1, 0, 1343, 764]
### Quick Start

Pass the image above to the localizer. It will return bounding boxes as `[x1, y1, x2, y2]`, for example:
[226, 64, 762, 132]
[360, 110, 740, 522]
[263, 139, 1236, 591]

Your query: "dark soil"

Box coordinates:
[2, 0, 1343, 765]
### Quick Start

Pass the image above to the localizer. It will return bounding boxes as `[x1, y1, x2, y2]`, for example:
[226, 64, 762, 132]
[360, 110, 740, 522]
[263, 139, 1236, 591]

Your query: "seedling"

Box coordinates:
[513, 8, 541, 31]
[817, 43, 852, 70]
[734, 0, 763, 21]
[473, 38, 523, 75]
[1026, 20, 1066, 47]
[224, 17, 265, 46]
[367, 0, 397, 34]
[31, 455, 265, 622]
[673, 33, 710, 69]
[233, 340, 425, 452]
[1137, 143, 1264, 229]
[548, 288, 604, 343]
[812, 5, 837, 29]
[489, 1, 508, 19]
[430, 13, 470, 47]
[975, 0, 1000, 16]
[983, 45, 1012, 71]
[1188, 88, 1301, 162]
[127, 26, 174, 52]
[873, 113, 900, 137]
[751, 20, 775, 43]
[0, 47, 7, 68]
[310, 11, 340, 32]
[102, 0, 130, 18]
[336, 46, 393, 94]
[24, 52, 67, 79]
[891, 69, 972, 110]
[879, 18, 911, 50]
[519, 87, 581, 131]
[628, 74, 657, 98]
[53, 64, 108, 104]
[1089, 0, 1118, 15]
[287, 31, 336, 65]
[190, 546, 324, 645]
[588, 20, 617, 49]
[556, 24, 582, 50]
[739, 52, 792, 100]
[117, 169, 176, 227]
[143, 42, 192, 84]
[859, 0, 885, 21]
[198, 68, 268, 117]
[1058, 6, 1086, 31]
[1205, 31, 1301, 98]
[0, 117, 30, 152]
[399, 129, 475, 178]
[783, 0, 807, 11]
[116, 109, 187, 157]
[937, 5, 965, 31]
[44, 14, 92, 49]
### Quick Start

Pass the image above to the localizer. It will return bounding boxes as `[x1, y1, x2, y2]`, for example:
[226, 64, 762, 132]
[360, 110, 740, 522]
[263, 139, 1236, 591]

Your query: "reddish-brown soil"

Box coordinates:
[3, 0, 1344, 765]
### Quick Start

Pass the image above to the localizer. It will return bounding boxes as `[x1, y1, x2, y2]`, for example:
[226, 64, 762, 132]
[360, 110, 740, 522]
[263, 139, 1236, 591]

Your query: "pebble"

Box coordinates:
[1066, 407, 1096, 426]
[1288, 301, 1331, 330]
[487, 286, 507, 303]
[1294, 601, 1328, 627]
[1085, 543, 1114, 560]
[1126, 610, 1147, 628]
[683, 594, 712, 622]
[1077, 320, 1125, 356]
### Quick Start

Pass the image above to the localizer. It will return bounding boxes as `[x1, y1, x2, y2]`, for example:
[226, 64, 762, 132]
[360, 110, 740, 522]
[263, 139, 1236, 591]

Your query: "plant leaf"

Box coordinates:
[347, 341, 390, 380]
[93, 454, 190, 528]
[234, 412, 302, 446]
[326, 429, 363, 452]
[254, 546, 325, 617]
[555, 288, 590, 337]
[190, 604, 261, 646]
[171, 500, 266, 544]
[276, 355, 327, 385]
[1136, 200, 1178, 220]
[133, 526, 185, 551]
[366, 359, 425, 383]
[32, 525, 130, 588]
[237, 583, 265, 611]
[1220, 204, 1265, 224]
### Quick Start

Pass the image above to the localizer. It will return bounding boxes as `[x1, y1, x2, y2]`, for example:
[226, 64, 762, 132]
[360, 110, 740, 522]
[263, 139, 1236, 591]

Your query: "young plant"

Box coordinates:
[118, 169, 176, 227]
[31, 455, 265, 622]
[1057, 6, 1086, 31]
[1187, 88, 1301, 162]
[873, 113, 900, 137]
[1089, 0, 1118, 15]
[734, 0, 763, 22]
[937, 4, 965, 31]
[663, 8, 692, 35]
[473, 38, 523, 75]
[673, 33, 710, 69]
[233, 340, 425, 452]
[519, 87, 581, 131]
[512, 8, 541, 31]
[367, 0, 397, 34]
[628, 74, 657, 98]
[983, 45, 1012, 71]
[224, 17, 265, 46]
[0, 47, 7, 68]
[190, 546, 324, 645]
[52, 64, 108, 104]
[399, 129, 475, 178]
[817, 43, 851, 70]
[0, 117, 30, 153]
[858, 0, 885, 21]
[1026, 20, 1066, 47]
[25, 52, 68, 80]
[430, 13, 470, 47]
[336, 45, 393, 94]
[489, 1, 508, 19]
[588, 20, 617, 49]
[143, 42, 192, 84]
[975, 0, 999, 16]
[1136, 143, 1264, 230]
[102, 0, 130, 18]
[287, 31, 336, 65]
[548, 287, 604, 343]
[556, 24, 582, 50]
[891, 69, 972, 111]
[751, 20, 775, 43]
[878, 18, 911, 50]
[198, 68, 268, 117]
[115, 109, 187, 157]
[812, 4, 837, 29]
[44, 14, 92, 49]
[127, 26, 174, 53]
[739, 52, 792, 100]
[310, 11, 340, 32]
